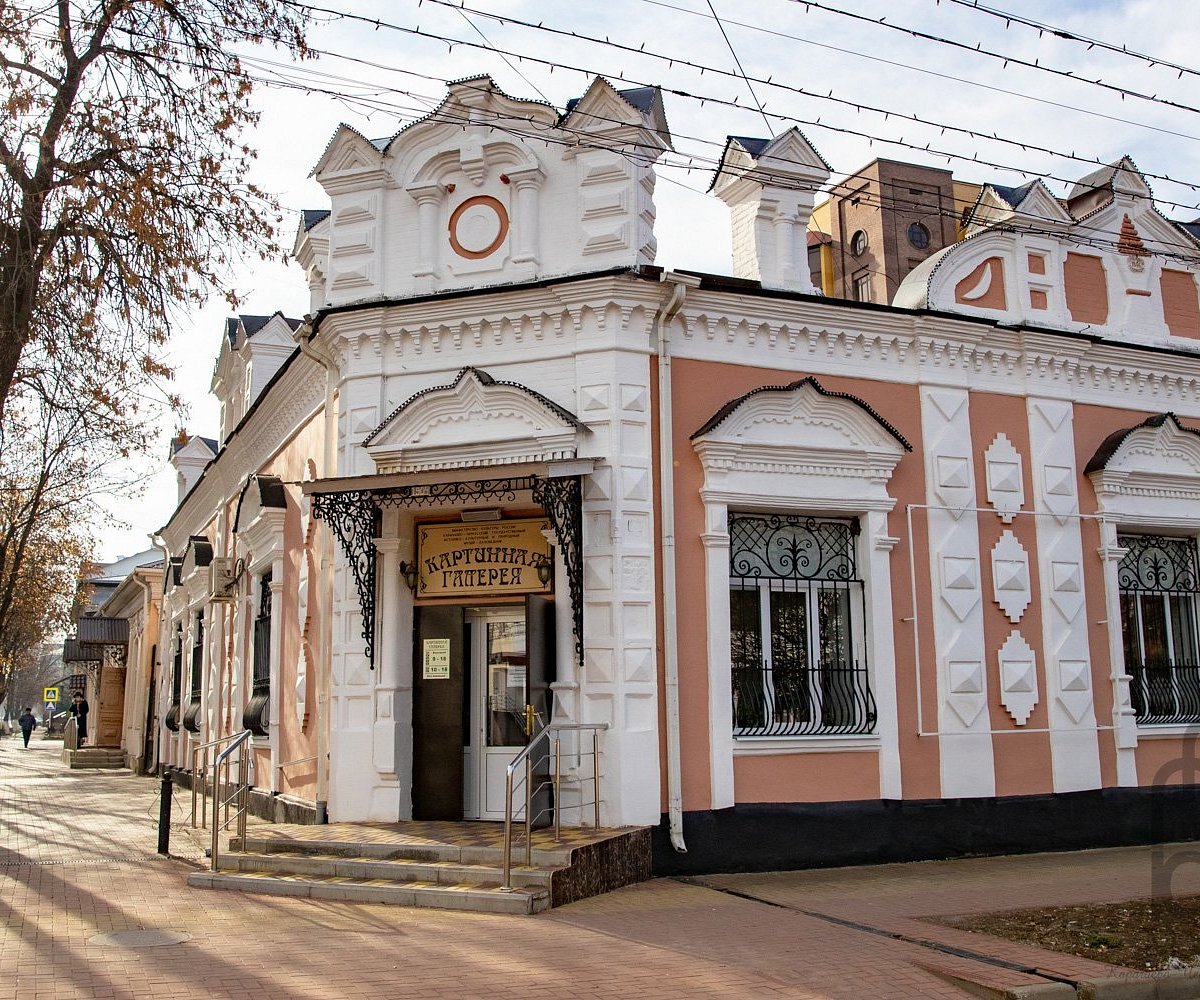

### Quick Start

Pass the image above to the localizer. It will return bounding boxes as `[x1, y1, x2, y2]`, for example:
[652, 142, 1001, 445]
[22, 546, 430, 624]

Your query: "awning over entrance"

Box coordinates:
[306, 463, 588, 671]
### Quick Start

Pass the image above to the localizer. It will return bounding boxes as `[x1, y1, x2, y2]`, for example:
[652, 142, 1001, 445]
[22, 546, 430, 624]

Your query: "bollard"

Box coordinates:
[157, 769, 173, 855]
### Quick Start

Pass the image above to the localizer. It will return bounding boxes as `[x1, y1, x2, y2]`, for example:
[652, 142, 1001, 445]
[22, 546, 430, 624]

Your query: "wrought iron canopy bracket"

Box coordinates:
[312, 474, 584, 671]
[312, 489, 380, 668]
[532, 475, 584, 667]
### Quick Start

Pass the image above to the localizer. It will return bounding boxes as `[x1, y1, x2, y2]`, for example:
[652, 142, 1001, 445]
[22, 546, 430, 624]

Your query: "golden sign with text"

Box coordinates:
[417, 518, 552, 598]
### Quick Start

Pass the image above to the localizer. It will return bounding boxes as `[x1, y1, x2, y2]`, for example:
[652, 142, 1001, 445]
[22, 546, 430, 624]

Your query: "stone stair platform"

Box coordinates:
[186, 820, 651, 914]
[62, 747, 125, 770]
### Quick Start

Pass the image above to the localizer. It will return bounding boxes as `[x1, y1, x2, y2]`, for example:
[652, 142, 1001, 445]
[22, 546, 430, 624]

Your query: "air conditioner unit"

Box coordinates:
[208, 557, 236, 603]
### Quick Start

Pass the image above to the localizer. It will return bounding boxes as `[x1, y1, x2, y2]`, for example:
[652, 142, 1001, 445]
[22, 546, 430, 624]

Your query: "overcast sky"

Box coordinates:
[97, 0, 1200, 561]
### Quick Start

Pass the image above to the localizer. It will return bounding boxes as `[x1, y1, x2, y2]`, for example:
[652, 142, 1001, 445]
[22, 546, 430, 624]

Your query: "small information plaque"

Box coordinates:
[422, 638, 451, 679]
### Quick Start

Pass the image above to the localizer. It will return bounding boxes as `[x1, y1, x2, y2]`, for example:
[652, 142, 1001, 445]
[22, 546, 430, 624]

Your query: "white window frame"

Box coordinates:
[693, 380, 907, 806]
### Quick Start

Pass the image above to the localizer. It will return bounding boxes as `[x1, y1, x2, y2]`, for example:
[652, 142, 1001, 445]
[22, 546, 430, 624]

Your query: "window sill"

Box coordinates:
[1135, 723, 1200, 740]
[733, 734, 880, 755]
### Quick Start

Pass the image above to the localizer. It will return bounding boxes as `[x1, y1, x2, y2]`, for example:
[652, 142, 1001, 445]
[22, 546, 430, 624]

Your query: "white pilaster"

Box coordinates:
[921, 386, 996, 798]
[1027, 398, 1102, 792]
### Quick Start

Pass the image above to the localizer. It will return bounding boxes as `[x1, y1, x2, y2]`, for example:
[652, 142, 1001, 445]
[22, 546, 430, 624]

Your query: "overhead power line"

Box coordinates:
[943, 0, 1200, 82]
[230, 57, 1200, 263]
[786, 0, 1200, 118]
[640, 0, 1200, 145]
[271, 0, 1200, 213]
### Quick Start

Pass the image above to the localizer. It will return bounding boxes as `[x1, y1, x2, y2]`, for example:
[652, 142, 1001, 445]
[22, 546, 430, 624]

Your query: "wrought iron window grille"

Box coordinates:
[183, 613, 205, 733]
[729, 513, 875, 738]
[242, 572, 272, 736]
[1118, 534, 1200, 725]
[165, 624, 183, 733]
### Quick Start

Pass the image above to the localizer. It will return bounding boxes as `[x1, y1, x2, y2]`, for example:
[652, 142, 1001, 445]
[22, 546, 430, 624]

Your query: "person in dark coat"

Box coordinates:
[69, 691, 89, 745]
[17, 708, 36, 748]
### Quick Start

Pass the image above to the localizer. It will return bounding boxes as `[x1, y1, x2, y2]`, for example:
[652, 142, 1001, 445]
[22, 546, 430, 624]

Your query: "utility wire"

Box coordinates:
[268, 0, 1200, 213]
[705, 0, 773, 137]
[234, 59, 1200, 262]
[942, 0, 1200, 82]
[786, 0, 1200, 118]
[640, 0, 1199, 144]
[383, 0, 1200, 201]
[19, 9, 1198, 260]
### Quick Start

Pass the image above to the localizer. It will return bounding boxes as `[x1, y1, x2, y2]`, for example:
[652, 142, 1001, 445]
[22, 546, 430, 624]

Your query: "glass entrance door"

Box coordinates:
[465, 609, 530, 820]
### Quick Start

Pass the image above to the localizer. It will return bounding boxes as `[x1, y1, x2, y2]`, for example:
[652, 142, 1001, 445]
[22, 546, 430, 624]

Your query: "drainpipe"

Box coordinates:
[654, 271, 700, 853]
[295, 319, 337, 824]
[149, 533, 171, 770]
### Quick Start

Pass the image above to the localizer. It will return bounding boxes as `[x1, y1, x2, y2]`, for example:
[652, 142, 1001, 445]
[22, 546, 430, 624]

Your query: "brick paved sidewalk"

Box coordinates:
[1, 735, 1194, 999]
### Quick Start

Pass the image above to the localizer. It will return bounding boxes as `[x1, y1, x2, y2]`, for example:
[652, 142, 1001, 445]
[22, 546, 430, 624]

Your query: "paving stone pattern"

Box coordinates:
[2, 736, 1195, 999]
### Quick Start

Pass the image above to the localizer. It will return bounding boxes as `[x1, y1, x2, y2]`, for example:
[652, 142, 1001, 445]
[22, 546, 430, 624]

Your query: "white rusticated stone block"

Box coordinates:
[998, 631, 1039, 726]
[990, 530, 1031, 623]
[985, 433, 1025, 523]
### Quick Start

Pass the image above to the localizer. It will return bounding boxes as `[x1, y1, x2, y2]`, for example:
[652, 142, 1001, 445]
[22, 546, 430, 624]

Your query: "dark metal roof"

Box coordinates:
[170, 433, 218, 457]
[728, 135, 770, 158]
[233, 474, 289, 533]
[77, 616, 129, 646]
[301, 209, 331, 232]
[691, 375, 913, 451]
[225, 312, 303, 346]
[364, 367, 586, 447]
[182, 535, 214, 569]
[1180, 220, 1200, 242]
[63, 638, 98, 663]
[1084, 412, 1200, 475]
[990, 181, 1037, 209]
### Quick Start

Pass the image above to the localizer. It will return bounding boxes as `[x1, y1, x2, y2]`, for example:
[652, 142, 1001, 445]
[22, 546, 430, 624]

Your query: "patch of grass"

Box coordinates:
[940, 896, 1200, 971]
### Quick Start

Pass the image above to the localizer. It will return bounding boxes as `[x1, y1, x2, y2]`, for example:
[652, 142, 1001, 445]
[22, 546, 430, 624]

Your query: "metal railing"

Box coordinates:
[209, 730, 254, 873]
[1128, 660, 1200, 725]
[191, 731, 255, 831]
[500, 722, 608, 892]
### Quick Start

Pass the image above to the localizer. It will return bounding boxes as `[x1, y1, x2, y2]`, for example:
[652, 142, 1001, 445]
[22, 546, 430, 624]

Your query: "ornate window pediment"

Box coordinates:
[1085, 413, 1200, 526]
[363, 367, 586, 475]
[692, 376, 910, 510]
[234, 474, 289, 573]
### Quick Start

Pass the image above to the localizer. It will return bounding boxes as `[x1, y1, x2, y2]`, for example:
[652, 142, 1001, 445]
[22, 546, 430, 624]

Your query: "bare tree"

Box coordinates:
[0, 0, 309, 423]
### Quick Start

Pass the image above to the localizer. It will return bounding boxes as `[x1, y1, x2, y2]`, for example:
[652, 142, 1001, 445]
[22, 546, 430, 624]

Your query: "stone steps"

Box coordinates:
[187, 869, 550, 914]
[62, 748, 125, 770]
[186, 821, 652, 914]
[215, 849, 558, 890]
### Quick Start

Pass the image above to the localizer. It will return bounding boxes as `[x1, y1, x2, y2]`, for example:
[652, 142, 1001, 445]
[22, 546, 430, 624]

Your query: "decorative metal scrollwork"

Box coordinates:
[312, 490, 380, 667]
[311, 474, 584, 671]
[376, 477, 533, 510]
[1118, 534, 1200, 594]
[532, 475, 584, 667]
[729, 513, 860, 582]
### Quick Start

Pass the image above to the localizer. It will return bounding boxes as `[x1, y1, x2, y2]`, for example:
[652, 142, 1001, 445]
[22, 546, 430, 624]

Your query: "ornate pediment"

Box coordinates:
[1086, 413, 1200, 525]
[691, 377, 910, 510]
[364, 367, 585, 474]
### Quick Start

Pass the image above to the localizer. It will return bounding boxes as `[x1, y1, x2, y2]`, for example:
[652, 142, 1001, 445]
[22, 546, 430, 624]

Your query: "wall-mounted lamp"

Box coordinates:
[536, 560, 553, 586]
[400, 561, 419, 591]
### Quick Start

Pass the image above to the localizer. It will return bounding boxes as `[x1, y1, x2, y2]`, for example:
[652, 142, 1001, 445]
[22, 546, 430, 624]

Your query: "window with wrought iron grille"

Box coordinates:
[165, 623, 183, 732]
[182, 611, 204, 733]
[1118, 534, 1200, 725]
[242, 572, 272, 736]
[729, 513, 876, 737]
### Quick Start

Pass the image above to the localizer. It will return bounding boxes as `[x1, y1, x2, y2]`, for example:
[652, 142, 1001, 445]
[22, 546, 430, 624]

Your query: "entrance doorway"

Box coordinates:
[465, 608, 528, 820]
[412, 595, 555, 821]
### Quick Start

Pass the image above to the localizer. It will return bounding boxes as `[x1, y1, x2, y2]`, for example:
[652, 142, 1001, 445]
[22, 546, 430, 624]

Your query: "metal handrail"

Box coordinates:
[210, 729, 254, 873]
[191, 731, 255, 829]
[276, 754, 317, 773]
[500, 722, 608, 892]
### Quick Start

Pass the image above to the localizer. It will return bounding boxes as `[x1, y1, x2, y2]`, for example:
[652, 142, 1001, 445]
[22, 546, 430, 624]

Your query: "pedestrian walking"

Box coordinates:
[17, 708, 36, 748]
[69, 690, 89, 745]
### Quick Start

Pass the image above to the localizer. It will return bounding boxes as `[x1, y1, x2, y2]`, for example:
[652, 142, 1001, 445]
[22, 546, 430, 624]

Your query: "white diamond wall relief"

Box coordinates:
[998, 631, 1039, 726]
[985, 433, 1025, 523]
[990, 530, 1031, 623]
